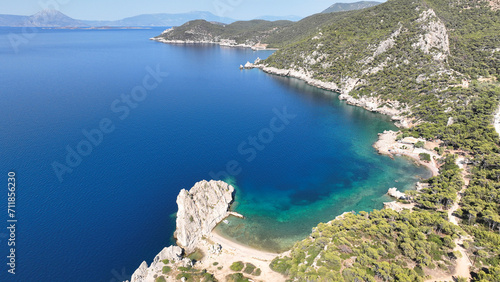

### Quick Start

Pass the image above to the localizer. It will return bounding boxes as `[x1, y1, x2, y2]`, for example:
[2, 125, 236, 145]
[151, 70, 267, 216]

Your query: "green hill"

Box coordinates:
[321, 1, 382, 13]
[153, 11, 360, 49]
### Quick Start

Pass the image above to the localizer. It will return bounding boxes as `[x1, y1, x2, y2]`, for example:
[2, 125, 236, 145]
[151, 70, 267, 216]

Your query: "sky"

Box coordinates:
[2, 0, 366, 20]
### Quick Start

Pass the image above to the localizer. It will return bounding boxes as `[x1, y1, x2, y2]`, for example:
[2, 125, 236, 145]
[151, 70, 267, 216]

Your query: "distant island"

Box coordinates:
[0, 9, 236, 28]
[137, 0, 500, 281]
[0, 9, 306, 29]
[150, 1, 388, 50]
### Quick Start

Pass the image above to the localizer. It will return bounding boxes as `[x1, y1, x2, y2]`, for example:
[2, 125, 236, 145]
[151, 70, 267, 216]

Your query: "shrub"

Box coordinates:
[162, 266, 171, 274]
[155, 276, 166, 282]
[203, 272, 217, 282]
[415, 141, 425, 148]
[225, 273, 250, 282]
[176, 273, 192, 280]
[243, 263, 256, 274]
[254, 268, 261, 276]
[178, 266, 192, 272]
[188, 249, 204, 262]
[230, 261, 244, 271]
[419, 153, 431, 162]
[414, 266, 424, 277]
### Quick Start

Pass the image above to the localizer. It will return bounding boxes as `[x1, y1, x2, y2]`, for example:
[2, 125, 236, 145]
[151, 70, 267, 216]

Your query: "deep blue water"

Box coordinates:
[0, 27, 429, 281]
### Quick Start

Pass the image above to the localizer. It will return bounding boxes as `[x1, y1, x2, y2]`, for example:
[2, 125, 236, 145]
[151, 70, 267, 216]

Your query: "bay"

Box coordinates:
[0, 27, 429, 281]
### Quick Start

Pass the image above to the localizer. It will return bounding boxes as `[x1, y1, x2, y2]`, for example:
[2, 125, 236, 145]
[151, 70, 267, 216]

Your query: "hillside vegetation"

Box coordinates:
[321, 1, 382, 13]
[154, 11, 362, 48]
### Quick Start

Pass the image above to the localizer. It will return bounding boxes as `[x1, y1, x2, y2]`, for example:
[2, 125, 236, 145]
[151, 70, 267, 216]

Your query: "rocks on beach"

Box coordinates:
[384, 201, 405, 212]
[387, 187, 407, 200]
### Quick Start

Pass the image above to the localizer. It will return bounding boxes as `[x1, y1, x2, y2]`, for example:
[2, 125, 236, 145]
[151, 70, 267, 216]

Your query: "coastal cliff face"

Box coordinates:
[130, 246, 184, 282]
[257, 3, 457, 126]
[244, 60, 411, 126]
[129, 180, 235, 282]
[175, 180, 234, 253]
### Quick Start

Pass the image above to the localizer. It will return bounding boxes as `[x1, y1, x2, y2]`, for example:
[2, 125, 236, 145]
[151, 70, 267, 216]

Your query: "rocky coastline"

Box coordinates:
[242, 60, 412, 128]
[151, 37, 275, 51]
[128, 180, 246, 282]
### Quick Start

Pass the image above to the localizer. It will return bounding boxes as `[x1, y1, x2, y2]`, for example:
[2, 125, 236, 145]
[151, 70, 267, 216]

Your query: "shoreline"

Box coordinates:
[244, 62, 413, 128]
[188, 229, 287, 282]
[373, 130, 440, 177]
[150, 37, 278, 51]
[208, 230, 280, 261]
[129, 54, 444, 282]
[243, 62, 440, 177]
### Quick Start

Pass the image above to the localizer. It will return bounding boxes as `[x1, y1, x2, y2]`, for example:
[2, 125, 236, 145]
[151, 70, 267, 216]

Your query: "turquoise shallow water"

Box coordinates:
[0, 27, 429, 281]
[215, 76, 431, 251]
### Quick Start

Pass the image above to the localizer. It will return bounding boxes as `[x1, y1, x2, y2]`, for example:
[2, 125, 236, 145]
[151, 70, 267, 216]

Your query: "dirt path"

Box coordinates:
[426, 161, 472, 281]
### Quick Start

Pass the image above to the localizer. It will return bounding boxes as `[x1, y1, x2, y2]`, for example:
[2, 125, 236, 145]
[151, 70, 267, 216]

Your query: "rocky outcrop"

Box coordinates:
[494, 104, 500, 137]
[384, 201, 404, 212]
[387, 187, 407, 200]
[129, 246, 184, 282]
[489, 0, 500, 10]
[130, 261, 148, 282]
[412, 9, 450, 61]
[244, 62, 340, 92]
[175, 180, 235, 253]
[129, 180, 238, 282]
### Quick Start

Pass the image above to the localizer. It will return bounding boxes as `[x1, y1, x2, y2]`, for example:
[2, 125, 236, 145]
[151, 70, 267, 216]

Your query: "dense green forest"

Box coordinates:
[157, 0, 500, 280]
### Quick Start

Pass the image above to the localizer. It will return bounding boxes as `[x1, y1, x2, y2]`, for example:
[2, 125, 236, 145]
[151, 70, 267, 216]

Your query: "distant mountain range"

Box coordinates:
[0, 2, 382, 28]
[0, 9, 237, 27]
[321, 1, 382, 13]
[83, 11, 236, 27]
[0, 9, 86, 27]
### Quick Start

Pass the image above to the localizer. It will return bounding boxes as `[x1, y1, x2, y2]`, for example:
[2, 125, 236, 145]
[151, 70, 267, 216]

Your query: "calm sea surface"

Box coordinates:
[0, 27, 430, 281]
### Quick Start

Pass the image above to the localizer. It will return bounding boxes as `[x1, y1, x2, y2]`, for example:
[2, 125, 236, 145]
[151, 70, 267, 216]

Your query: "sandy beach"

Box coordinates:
[208, 230, 281, 261]
[191, 230, 287, 281]
[373, 130, 440, 176]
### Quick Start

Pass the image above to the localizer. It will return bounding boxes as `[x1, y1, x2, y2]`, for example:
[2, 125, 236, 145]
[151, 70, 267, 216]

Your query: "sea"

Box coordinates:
[0, 27, 430, 281]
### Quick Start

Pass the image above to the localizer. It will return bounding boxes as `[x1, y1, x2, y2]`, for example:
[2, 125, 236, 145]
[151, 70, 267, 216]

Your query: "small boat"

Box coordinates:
[223, 219, 229, 224]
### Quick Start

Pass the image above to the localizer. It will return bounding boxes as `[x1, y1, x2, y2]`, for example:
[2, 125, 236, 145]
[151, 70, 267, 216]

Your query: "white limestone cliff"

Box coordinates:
[175, 180, 235, 253]
[128, 180, 237, 282]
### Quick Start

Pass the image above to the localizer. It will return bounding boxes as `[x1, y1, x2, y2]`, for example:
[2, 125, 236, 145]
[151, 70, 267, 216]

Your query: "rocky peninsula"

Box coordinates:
[128, 180, 283, 282]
